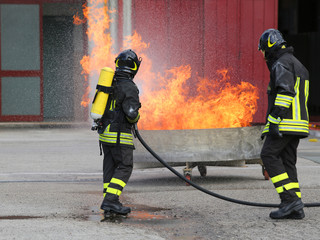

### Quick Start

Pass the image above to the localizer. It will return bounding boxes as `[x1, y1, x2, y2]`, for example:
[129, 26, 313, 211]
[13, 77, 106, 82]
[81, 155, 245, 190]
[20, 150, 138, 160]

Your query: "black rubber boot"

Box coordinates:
[286, 208, 305, 219]
[270, 199, 304, 219]
[278, 200, 305, 219]
[100, 195, 131, 215]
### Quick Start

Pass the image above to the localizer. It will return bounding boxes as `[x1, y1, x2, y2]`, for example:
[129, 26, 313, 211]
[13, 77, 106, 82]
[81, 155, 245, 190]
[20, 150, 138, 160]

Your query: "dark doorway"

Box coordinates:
[43, 16, 74, 121]
[279, 0, 320, 121]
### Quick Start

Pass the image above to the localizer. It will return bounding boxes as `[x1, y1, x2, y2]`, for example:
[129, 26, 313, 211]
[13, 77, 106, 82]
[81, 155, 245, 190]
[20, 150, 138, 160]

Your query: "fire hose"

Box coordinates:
[134, 124, 320, 208]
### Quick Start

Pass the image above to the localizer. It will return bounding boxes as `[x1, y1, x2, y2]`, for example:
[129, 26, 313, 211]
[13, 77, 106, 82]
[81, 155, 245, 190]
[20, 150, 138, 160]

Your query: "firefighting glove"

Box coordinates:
[266, 112, 283, 138]
[268, 123, 283, 138]
[91, 119, 103, 131]
[91, 120, 98, 131]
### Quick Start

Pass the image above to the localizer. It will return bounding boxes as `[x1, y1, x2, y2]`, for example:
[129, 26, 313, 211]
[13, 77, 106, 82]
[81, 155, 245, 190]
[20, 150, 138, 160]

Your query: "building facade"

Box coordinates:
[0, 0, 86, 122]
[5, 0, 316, 125]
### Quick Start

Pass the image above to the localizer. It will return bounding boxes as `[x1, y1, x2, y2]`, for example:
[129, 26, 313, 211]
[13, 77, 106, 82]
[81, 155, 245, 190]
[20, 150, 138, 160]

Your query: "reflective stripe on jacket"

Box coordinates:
[99, 122, 134, 147]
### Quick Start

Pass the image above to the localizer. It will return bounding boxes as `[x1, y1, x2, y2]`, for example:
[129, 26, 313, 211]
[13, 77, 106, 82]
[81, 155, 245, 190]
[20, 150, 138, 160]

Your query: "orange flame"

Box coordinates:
[74, 0, 115, 107]
[123, 33, 259, 130]
[75, 1, 259, 129]
[139, 66, 259, 130]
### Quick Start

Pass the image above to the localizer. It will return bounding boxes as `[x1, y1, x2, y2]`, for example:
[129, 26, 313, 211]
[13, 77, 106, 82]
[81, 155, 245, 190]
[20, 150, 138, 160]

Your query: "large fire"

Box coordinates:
[74, 0, 259, 130]
[73, 0, 116, 107]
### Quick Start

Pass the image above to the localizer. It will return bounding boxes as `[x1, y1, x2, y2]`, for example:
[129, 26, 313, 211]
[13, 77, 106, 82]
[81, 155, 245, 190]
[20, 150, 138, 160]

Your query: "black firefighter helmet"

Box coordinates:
[115, 49, 142, 77]
[258, 28, 286, 52]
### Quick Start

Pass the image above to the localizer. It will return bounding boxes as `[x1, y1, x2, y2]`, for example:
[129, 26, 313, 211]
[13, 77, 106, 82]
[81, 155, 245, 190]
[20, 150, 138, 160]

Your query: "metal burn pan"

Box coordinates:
[133, 125, 267, 180]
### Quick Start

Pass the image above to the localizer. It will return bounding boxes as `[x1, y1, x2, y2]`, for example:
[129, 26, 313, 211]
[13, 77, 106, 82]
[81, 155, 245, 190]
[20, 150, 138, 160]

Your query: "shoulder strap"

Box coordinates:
[92, 85, 114, 104]
[97, 81, 115, 134]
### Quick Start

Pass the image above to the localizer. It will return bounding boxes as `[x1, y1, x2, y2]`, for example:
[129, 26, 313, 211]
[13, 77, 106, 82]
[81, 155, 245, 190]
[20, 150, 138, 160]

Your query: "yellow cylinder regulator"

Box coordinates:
[90, 67, 114, 122]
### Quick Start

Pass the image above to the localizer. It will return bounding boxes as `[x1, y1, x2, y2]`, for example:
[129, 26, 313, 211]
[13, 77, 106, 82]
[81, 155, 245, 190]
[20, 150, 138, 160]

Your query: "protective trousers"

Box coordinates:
[260, 135, 301, 203]
[102, 144, 133, 200]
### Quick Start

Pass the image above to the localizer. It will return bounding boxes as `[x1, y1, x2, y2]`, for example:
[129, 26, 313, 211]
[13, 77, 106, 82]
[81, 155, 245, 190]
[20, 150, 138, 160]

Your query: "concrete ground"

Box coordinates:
[0, 124, 320, 240]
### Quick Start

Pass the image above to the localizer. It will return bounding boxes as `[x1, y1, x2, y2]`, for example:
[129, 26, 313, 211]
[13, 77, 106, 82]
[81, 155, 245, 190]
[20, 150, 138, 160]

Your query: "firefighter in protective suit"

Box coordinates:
[258, 29, 309, 219]
[99, 49, 141, 215]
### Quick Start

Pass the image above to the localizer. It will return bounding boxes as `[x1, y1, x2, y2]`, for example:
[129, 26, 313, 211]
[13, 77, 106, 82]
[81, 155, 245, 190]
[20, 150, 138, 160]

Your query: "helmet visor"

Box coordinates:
[116, 59, 137, 70]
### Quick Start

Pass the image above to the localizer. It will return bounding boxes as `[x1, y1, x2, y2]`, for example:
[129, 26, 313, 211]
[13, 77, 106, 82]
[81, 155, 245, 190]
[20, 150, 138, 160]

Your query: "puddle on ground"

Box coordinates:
[0, 216, 43, 220]
[83, 204, 173, 223]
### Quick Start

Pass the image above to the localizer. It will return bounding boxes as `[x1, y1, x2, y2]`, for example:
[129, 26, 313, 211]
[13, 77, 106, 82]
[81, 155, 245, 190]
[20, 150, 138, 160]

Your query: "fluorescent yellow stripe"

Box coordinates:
[99, 137, 134, 145]
[99, 138, 117, 144]
[293, 77, 301, 120]
[268, 36, 276, 47]
[105, 124, 111, 133]
[284, 182, 300, 190]
[106, 187, 122, 196]
[305, 80, 309, 121]
[279, 124, 309, 129]
[101, 133, 133, 139]
[275, 101, 291, 108]
[296, 78, 301, 120]
[268, 114, 281, 124]
[262, 123, 269, 133]
[109, 99, 116, 110]
[275, 94, 293, 108]
[278, 126, 309, 133]
[275, 187, 301, 198]
[130, 61, 137, 71]
[280, 119, 309, 125]
[292, 79, 298, 119]
[276, 186, 284, 193]
[275, 182, 300, 195]
[127, 113, 140, 123]
[110, 178, 126, 188]
[262, 122, 309, 134]
[99, 124, 134, 146]
[103, 183, 109, 197]
[276, 94, 294, 101]
[120, 133, 133, 138]
[101, 134, 133, 140]
[101, 125, 133, 139]
[271, 173, 289, 184]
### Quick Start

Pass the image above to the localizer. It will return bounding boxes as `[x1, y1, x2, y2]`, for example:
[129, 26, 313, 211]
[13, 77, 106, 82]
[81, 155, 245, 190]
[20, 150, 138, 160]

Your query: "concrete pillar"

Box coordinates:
[122, 0, 132, 46]
[109, 0, 118, 53]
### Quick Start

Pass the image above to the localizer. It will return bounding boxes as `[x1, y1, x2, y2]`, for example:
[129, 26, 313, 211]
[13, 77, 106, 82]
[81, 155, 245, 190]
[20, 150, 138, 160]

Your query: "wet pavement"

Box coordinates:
[83, 205, 171, 223]
[0, 126, 320, 239]
[0, 216, 43, 220]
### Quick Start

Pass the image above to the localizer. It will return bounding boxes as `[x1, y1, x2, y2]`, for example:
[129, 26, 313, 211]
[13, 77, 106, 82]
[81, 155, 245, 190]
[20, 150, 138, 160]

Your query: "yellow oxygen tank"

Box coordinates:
[90, 67, 114, 120]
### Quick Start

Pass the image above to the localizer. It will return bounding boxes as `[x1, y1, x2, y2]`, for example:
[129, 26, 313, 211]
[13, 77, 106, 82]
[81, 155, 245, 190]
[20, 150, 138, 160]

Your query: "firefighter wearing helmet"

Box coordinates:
[258, 29, 310, 219]
[98, 49, 142, 216]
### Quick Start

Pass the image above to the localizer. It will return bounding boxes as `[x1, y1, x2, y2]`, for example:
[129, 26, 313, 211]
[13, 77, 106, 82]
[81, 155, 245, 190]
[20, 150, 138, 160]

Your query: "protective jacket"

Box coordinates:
[99, 72, 141, 148]
[262, 47, 309, 138]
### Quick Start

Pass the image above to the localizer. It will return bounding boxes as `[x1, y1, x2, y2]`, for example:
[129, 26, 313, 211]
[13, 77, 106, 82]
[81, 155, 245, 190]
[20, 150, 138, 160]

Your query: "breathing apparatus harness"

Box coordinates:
[134, 124, 320, 208]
